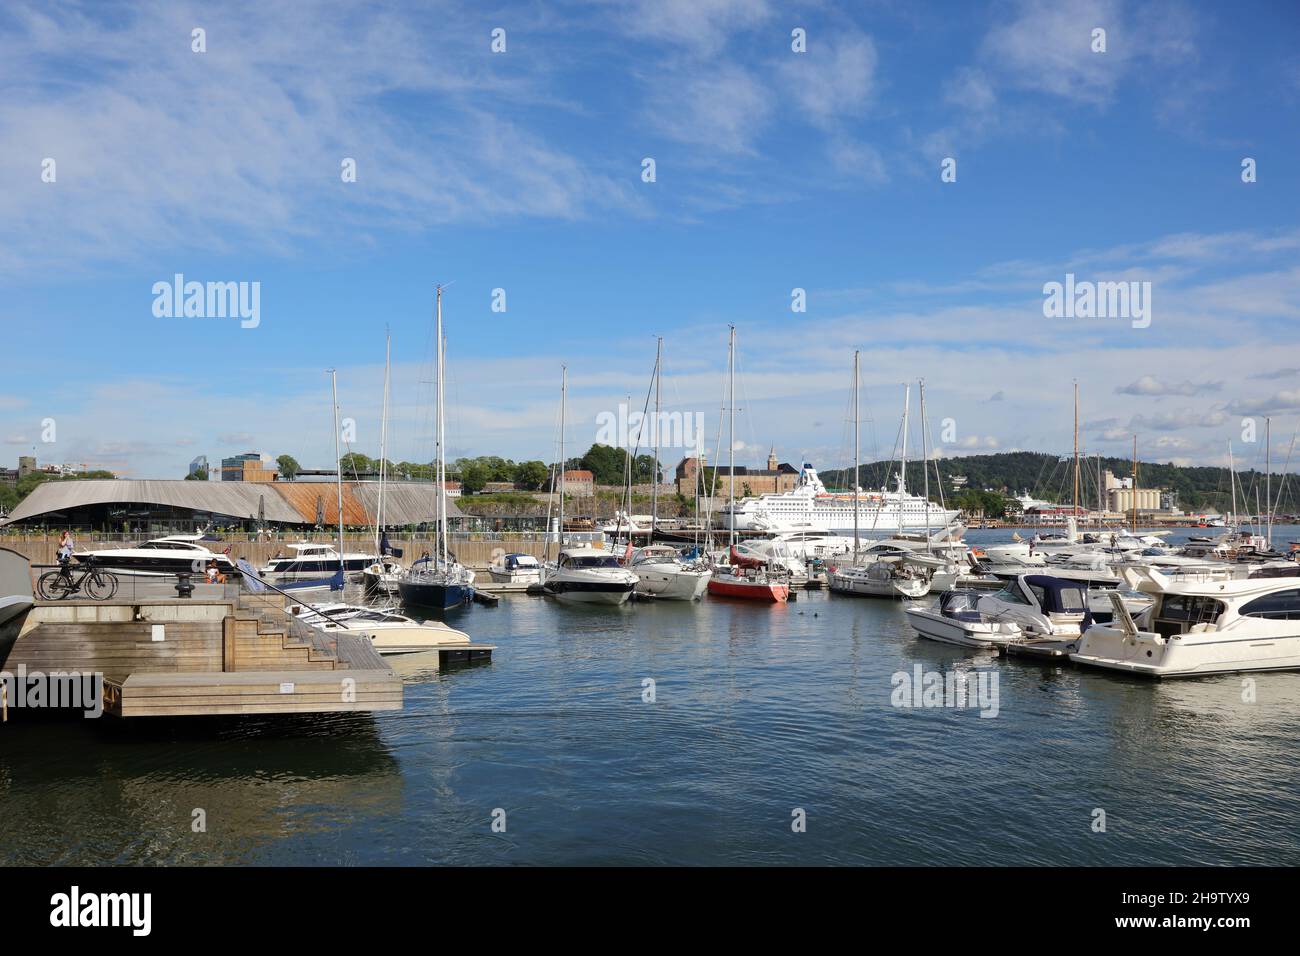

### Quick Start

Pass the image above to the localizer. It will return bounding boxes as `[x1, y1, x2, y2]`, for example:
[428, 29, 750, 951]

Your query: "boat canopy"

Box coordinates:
[939, 589, 983, 622]
[503, 553, 540, 569]
[1023, 574, 1092, 624]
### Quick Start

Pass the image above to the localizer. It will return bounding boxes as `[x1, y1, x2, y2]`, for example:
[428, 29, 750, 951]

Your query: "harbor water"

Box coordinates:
[2, 527, 1299, 866]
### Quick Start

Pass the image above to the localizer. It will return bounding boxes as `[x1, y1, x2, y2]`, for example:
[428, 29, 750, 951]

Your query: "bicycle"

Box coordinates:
[37, 557, 119, 601]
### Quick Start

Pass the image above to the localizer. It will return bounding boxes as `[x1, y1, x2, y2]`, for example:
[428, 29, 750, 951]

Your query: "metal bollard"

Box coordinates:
[175, 572, 194, 599]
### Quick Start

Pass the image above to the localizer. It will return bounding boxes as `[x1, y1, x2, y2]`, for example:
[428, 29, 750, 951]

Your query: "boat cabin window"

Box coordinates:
[993, 583, 1031, 605]
[1056, 587, 1088, 612]
[561, 555, 621, 569]
[1239, 589, 1300, 621]
[1153, 594, 1226, 636]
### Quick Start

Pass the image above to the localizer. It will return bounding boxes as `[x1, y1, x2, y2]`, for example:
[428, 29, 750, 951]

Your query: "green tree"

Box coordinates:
[276, 454, 301, 480]
[514, 460, 550, 490]
[579, 443, 626, 485]
[338, 452, 375, 477]
[185, 468, 208, 481]
[459, 460, 491, 494]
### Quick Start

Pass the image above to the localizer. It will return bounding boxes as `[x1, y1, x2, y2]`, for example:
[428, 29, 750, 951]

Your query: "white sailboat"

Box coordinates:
[365, 330, 405, 594]
[829, 369, 931, 600]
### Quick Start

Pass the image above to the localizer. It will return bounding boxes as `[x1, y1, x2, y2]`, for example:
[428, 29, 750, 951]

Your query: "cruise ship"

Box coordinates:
[718, 464, 960, 535]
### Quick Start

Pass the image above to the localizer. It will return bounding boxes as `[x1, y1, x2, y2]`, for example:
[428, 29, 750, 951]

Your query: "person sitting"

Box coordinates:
[205, 559, 227, 584]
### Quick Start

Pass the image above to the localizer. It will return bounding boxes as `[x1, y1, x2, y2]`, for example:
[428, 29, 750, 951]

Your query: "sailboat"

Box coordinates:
[398, 286, 476, 610]
[706, 326, 789, 603]
[626, 339, 711, 600]
[364, 330, 406, 594]
[829, 370, 931, 600]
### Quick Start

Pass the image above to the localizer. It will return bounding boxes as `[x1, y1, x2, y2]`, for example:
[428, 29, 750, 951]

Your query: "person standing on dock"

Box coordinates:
[57, 530, 75, 564]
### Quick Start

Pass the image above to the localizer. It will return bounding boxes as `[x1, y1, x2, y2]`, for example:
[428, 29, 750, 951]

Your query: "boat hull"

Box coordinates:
[634, 567, 711, 601]
[546, 581, 635, 605]
[829, 571, 929, 599]
[397, 579, 473, 610]
[488, 569, 542, 586]
[707, 577, 789, 603]
[1072, 624, 1300, 677]
[904, 607, 1020, 647]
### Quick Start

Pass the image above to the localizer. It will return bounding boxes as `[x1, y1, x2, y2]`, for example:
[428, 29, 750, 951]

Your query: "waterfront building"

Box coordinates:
[220, 452, 278, 482]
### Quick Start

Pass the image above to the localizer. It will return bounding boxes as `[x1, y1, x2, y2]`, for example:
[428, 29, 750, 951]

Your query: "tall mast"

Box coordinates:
[727, 326, 736, 553]
[652, 336, 661, 542]
[1131, 434, 1138, 532]
[377, 329, 390, 556]
[899, 384, 910, 495]
[852, 350, 860, 557]
[435, 286, 448, 566]
[920, 379, 931, 550]
[1228, 441, 1239, 530]
[1266, 417, 1272, 547]
[1096, 453, 1102, 519]
[330, 369, 344, 575]
[559, 365, 567, 550]
[1073, 382, 1080, 520]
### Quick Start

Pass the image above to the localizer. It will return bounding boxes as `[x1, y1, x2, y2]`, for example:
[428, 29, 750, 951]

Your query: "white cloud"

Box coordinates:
[1117, 375, 1221, 397]
[0, 1, 643, 274]
[644, 63, 773, 154]
[779, 31, 878, 126]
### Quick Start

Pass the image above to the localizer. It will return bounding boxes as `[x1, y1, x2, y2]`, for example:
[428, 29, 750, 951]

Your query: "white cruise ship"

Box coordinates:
[719, 464, 959, 535]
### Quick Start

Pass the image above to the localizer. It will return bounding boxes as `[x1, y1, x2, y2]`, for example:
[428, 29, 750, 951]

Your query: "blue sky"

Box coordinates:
[1, 0, 1298, 480]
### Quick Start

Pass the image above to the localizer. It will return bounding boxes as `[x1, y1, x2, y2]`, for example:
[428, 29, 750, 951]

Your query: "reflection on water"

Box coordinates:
[3, 527, 1300, 865]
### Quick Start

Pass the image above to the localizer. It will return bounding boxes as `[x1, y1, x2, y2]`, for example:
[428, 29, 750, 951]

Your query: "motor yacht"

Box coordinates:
[1073, 566, 1300, 677]
[488, 552, 543, 586]
[544, 547, 638, 605]
[905, 589, 1024, 649]
[974, 574, 1094, 640]
[74, 534, 238, 576]
[629, 545, 711, 601]
[288, 601, 472, 656]
[260, 542, 378, 582]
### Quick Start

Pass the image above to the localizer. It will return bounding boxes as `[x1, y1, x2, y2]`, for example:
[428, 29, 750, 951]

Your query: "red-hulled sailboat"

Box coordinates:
[707, 326, 790, 604]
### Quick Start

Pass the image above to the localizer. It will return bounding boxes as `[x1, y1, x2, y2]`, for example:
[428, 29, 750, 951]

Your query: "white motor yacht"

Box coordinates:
[73, 534, 237, 576]
[905, 589, 1024, 649]
[1072, 566, 1300, 677]
[629, 545, 711, 601]
[288, 601, 471, 655]
[261, 542, 378, 582]
[974, 574, 1094, 640]
[488, 552, 543, 585]
[544, 547, 638, 605]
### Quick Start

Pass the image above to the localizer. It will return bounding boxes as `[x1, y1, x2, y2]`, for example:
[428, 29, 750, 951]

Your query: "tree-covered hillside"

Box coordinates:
[820, 452, 1291, 514]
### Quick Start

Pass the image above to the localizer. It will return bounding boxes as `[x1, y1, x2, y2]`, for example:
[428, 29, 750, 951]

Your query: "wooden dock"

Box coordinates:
[8, 594, 402, 718]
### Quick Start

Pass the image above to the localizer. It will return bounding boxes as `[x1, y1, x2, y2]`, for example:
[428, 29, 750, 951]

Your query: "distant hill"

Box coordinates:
[819, 451, 1291, 514]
